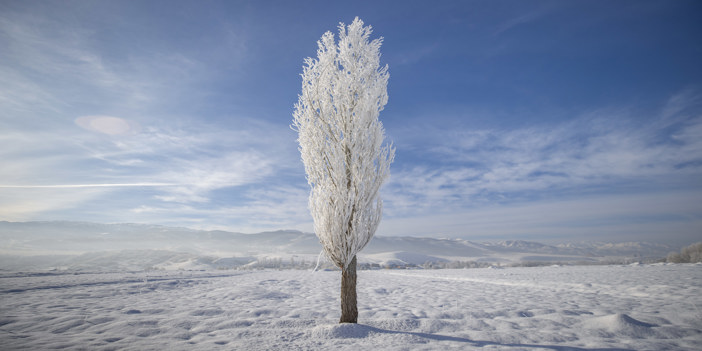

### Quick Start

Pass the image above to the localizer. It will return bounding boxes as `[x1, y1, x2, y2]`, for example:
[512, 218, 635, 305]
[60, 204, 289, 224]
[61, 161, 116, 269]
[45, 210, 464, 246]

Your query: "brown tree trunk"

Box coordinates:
[339, 255, 358, 323]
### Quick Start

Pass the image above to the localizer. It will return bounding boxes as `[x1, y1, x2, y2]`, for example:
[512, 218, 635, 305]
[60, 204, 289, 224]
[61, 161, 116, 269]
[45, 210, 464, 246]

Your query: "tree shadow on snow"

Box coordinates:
[357, 324, 635, 351]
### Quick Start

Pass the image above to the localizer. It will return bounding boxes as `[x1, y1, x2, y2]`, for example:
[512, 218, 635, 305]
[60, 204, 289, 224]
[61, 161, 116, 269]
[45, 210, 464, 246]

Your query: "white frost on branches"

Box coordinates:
[292, 17, 394, 270]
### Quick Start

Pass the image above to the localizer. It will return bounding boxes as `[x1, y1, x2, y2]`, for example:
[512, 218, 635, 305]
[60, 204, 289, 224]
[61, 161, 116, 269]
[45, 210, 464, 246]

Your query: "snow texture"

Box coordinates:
[292, 17, 394, 269]
[2, 264, 701, 350]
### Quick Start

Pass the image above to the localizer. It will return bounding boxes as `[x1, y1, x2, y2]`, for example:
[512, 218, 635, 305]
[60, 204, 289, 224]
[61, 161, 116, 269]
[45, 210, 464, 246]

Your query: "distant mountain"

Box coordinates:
[0, 221, 674, 272]
[556, 241, 674, 258]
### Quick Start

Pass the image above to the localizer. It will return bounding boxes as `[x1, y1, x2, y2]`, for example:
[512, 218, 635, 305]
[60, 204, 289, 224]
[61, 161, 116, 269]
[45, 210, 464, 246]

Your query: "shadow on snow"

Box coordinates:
[317, 323, 634, 351]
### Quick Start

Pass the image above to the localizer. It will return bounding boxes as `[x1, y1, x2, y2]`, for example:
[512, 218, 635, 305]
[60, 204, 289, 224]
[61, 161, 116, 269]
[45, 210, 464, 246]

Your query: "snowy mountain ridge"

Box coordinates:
[0, 221, 675, 271]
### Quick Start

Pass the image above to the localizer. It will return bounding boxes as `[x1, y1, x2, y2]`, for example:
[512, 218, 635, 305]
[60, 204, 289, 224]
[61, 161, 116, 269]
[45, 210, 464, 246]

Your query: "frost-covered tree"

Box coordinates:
[667, 242, 702, 263]
[292, 17, 394, 324]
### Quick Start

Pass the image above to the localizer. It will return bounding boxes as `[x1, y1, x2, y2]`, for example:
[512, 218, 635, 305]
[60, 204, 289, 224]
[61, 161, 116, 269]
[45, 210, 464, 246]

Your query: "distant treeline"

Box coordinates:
[223, 256, 673, 271]
[667, 242, 702, 263]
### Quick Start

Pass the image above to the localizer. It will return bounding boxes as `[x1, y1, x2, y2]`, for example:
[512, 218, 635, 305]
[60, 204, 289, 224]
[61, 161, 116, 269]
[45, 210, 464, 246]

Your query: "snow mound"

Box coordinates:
[310, 323, 375, 339]
[585, 313, 657, 338]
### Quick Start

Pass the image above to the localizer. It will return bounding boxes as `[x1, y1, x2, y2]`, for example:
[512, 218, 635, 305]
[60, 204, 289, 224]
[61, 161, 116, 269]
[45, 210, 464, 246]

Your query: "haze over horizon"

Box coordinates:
[1, 0, 701, 246]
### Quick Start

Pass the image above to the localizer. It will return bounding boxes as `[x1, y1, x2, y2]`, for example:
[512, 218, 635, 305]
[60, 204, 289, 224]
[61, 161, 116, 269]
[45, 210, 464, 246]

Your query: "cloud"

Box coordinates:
[75, 116, 141, 135]
[0, 11, 143, 113]
[0, 5, 246, 124]
[155, 151, 274, 203]
[384, 92, 702, 223]
[127, 184, 312, 233]
[492, 8, 551, 37]
[1, 110, 301, 223]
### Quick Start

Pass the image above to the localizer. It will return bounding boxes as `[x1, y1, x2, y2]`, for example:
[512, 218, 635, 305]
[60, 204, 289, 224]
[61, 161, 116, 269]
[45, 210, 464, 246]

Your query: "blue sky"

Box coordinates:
[1, 0, 701, 246]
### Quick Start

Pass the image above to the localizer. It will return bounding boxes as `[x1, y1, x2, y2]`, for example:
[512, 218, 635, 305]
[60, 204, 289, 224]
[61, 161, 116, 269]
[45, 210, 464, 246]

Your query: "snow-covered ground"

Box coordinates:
[2, 264, 701, 350]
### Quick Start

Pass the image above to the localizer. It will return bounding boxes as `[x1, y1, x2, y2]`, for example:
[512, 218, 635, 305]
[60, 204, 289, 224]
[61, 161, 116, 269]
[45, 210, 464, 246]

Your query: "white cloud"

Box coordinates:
[1, 97, 302, 219]
[75, 116, 141, 135]
[0, 6, 247, 125]
[395, 105, 701, 208]
[155, 151, 274, 203]
[0, 12, 141, 112]
[126, 184, 312, 233]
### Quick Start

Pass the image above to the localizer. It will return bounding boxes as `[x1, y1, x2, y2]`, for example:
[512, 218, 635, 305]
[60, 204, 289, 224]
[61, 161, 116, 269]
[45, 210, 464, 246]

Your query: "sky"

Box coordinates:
[1, 0, 701, 246]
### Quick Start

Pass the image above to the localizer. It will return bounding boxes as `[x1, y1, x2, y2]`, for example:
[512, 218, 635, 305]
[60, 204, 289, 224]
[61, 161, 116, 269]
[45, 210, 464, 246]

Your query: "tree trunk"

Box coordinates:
[339, 255, 358, 323]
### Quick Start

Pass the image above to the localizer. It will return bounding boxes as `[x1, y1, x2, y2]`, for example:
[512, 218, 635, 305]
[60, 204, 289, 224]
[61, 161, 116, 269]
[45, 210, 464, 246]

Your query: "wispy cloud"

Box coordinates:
[0, 5, 248, 123]
[75, 116, 141, 136]
[384, 92, 702, 220]
[0, 11, 145, 114]
[0, 113, 300, 223]
[127, 184, 311, 232]
[492, 8, 552, 37]
[154, 151, 275, 203]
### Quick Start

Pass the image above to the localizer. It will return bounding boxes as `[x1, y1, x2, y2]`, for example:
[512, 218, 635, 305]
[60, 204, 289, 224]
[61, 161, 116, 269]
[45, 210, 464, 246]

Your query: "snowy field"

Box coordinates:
[1, 264, 701, 350]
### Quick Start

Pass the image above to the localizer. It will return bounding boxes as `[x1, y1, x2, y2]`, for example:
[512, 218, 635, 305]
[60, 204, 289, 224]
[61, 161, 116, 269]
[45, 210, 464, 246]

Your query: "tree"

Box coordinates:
[292, 17, 394, 324]
[667, 242, 702, 263]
